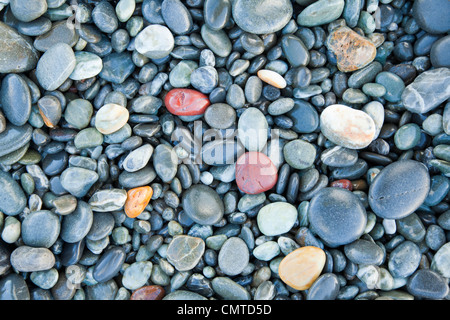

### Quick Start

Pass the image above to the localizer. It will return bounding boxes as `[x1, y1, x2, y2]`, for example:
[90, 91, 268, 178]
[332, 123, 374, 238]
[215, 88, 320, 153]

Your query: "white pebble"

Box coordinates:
[382, 219, 397, 234]
[200, 171, 214, 185]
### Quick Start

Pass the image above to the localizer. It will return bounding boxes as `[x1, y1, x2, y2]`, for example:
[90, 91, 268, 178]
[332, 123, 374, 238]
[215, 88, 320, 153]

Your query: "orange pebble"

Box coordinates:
[278, 246, 326, 290]
[124, 186, 153, 218]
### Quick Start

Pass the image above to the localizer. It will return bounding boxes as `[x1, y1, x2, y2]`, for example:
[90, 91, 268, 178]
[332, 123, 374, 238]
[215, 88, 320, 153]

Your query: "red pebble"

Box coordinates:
[235, 152, 278, 194]
[130, 285, 165, 300]
[330, 179, 353, 191]
[164, 88, 210, 116]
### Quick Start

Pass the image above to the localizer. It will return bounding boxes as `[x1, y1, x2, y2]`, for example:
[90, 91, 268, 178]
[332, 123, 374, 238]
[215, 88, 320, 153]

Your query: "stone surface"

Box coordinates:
[326, 26, 377, 72]
[0, 167, 27, 216]
[257, 202, 297, 236]
[218, 237, 249, 276]
[368, 160, 430, 219]
[130, 285, 165, 300]
[320, 104, 376, 149]
[238, 107, 268, 152]
[306, 273, 340, 300]
[166, 235, 205, 271]
[297, 0, 345, 27]
[232, 0, 293, 34]
[135, 25, 174, 59]
[164, 89, 210, 116]
[182, 184, 224, 225]
[93, 246, 126, 283]
[124, 186, 153, 218]
[10, 246, 55, 272]
[60, 201, 93, 243]
[283, 139, 316, 169]
[95, 103, 129, 135]
[278, 246, 326, 290]
[0, 74, 31, 126]
[412, 0, 450, 34]
[69, 52, 103, 81]
[308, 187, 367, 247]
[21, 210, 60, 248]
[401, 68, 450, 114]
[407, 269, 449, 300]
[235, 152, 278, 195]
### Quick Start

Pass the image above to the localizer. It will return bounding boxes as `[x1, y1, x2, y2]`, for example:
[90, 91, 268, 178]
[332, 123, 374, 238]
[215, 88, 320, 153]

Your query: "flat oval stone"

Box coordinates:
[202, 139, 245, 166]
[164, 89, 210, 116]
[60, 167, 99, 198]
[0, 169, 27, 216]
[22, 210, 60, 248]
[182, 184, 224, 225]
[0, 21, 39, 73]
[257, 202, 297, 236]
[306, 273, 340, 300]
[232, 0, 292, 34]
[326, 26, 377, 72]
[60, 201, 93, 243]
[320, 104, 376, 149]
[320, 146, 358, 167]
[211, 277, 251, 300]
[407, 269, 449, 299]
[283, 139, 316, 170]
[135, 24, 174, 59]
[235, 152, 277, 195]
[218, 237, 249, 276]
[10, 246, 55, 272]
[297, 0, 345, 26]
[278, 246, 326, 290]
[122, 261, 153, 290]
[238, 107, 268, 152]
[123, 144, 154, 172]
[204, 103, 236, 129]
[430, 35, 450, 68]
[431, 242, 450, 278]
[308, 187, 367, 247]
[402, 68, 450, 114]
[131, 285, 165, 300]
[288, 100, 319, 133]
[166, 235, 205, 271]
[88, 189, 127, 212]
[201, 24, 232, 58]
[161, 0, 193, 35]
[92, 0, 119, 34]
[99, 52, 135, 84]
[10, 0, 47, 22]
[95, 103, 129, 135]
[257, 69, 287, 89]
[64, 99, 93, 130]
[204, 0, 231, 31]
[33, 20, 79, 52]
[412, 0, 450, 35]
[93, 246, 126, 283]
[37, 95, 62, 129]
[0, 74, 31, 126]
[281, 34, 310, 68]
[344, 239, 384, 265]
[69, 52, 103, 81]
[35, 43, 76, 91]
[124, 186, 153, 218]
[368, 160, 431, 219]
[388, 241, 421, 278]
[153, 144, 178, 183]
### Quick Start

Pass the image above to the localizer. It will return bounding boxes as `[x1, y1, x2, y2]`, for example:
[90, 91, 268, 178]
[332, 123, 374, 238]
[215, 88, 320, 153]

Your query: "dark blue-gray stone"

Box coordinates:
[306, 273, 340, 300]
[0, 243, 11, 276]
[182, 184, 224, 225]
[281, 34, 310, 68]
[153, 144, 178, 183]
[344, 239, 384, 265]
[93, 246, 127, 283]
[288, 100, 319, 133]
[92, 0, 119, 34]
[204, 0, 231, 31]
[10, 0, 47, 22]
[99, 52, 136, 84]
[60, 201, 93, 243]
[412, 0, 450, 35]
[430, 35, 450, 68]
[0, 169, 27, 216]
[60, 240, 85, 267]
[0, 74, 31, 126]
[308, 187, 367, 247]
[22, 210, 60, 248]
[368, 160, 430, 219]
[407, 269, 449, 299]
[85, 280, 118, 300]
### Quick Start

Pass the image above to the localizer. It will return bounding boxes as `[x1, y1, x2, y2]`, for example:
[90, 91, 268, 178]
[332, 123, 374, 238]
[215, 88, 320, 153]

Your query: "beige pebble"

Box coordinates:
[257, 69, 287, 89]
[95, 103, 129, 135]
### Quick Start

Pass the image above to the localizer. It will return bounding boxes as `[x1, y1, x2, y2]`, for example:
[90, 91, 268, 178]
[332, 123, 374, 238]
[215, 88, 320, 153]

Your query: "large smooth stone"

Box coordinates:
[306, 273, 340, 300]
[232, 0, 292, 34]
[93, 246, 126, 283]
[10, 0, 47, 22]
[88, 188, 127, 212]
[412, 0, 450, 35]
[166, 235, 205, 271]
[257, 202, 297, 236]
[135, 24, 174, 59]
[297, 0, 345, 27]
[211, 277, 251, 300]
[320, 104, 376, 149]
[238, 107, 268, 152]
[95, 103, 129, 135]
[218, 237, 249, 276]
[0, 169, 27, 216]
[401, 68, 450, 114]
[0, 74, 31, 126]
[430, 35, 450, 68]
[161, 0, 193, 35]
[123, 144, 154, 173]
[10, 246, 55, 272]
[431, 242, 450, 278]
[0, 22, 39, 73]
[326, 26, 377, 72]
[35, 43, 76, 91]
[33, 20, 79, 52]
[278, 246, 326, 290]
[308, 187, 367, 247]
[60, 201, 93, 243]
[152, 144, 178, 183]
[21, 210, 60, 248]
[182, 184, 224, 225]
[201, 25, 232, 58]
[235, 152, 278, 195]
[164, 88, 210, 116]
[69, 52, 103, 80]
[0, 273, 30, 300]
[406, 269, 449, 299]
[368, 160, 430, 219]
[204, 0, 231, 31]
[388, 241, 421, 278]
